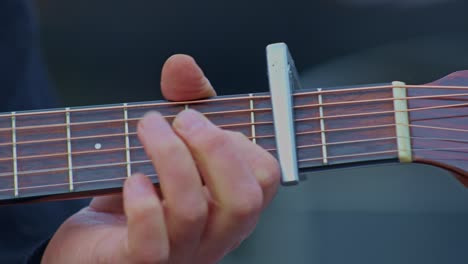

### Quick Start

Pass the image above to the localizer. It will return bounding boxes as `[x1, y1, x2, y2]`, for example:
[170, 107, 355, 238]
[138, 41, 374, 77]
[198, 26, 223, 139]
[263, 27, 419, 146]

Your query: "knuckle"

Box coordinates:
[262, 155, 281, 188]
[253, 152, 281, 190]
[227, 186, 263, 219]
[197, 129, 230, 154]
[190, 128, 247, 156]
[156, 137, 186, 155]
[171, 199, 208, 226]
[130, 200, 161, 224]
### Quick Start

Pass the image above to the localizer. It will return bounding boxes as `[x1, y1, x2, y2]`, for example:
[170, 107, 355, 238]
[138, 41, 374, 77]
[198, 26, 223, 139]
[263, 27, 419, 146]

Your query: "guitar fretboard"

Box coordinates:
[0, 86, 399, 202]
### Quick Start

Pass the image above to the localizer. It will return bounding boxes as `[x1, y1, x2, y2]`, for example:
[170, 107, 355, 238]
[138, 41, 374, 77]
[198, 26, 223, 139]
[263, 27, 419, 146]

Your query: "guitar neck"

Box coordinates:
[0, 84, 400, 203]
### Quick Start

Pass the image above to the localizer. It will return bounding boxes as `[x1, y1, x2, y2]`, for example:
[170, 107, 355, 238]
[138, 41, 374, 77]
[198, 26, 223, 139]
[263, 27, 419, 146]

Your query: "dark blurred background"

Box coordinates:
[37, 1, 468, 263]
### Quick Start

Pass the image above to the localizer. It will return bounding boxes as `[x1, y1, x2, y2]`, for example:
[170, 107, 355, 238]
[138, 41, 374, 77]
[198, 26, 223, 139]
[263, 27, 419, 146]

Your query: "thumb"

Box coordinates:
[161, 54, 216, 101]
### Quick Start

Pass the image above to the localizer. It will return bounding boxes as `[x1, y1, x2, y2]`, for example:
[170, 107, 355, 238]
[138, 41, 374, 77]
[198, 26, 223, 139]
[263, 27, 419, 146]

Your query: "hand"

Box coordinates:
[42, 55, 280, 263]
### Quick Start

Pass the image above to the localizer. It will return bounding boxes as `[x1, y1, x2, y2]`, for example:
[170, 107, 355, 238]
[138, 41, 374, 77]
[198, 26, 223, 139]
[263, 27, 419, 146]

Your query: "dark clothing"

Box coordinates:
[0, 0, 56, 112]
[1, 1, 85, 263]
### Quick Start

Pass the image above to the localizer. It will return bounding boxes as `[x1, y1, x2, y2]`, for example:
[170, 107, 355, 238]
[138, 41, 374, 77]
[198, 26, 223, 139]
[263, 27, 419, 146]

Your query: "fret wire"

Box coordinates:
[0, 128, 464, 165]
[249, 94, 257, 144]
[11, 112, 18, 197]
[0, 84, 464, 197]
[0, 112, 395, 146]
[0, 106, 403, 143]
[0, 120, 271, 148]
[0, 83, 465, 196]
[293, 85, 393, 97]
[294, 92, 468, 110]
[0, 134, 454, 164]
[0, 93, 465, 134]
[0, 174, 159, 193]
[0, 82, 462, 128]
[298, 150, 399, 163]
[317, 88, 328, 165]
[3, 143, 466, 194]
[4, 160, 152, 177]
[65, 108, 74, 191]
[123, 103, 132, 178]
[0, 94, 272, 118]
[0, 87, 365, 119]
[0, 120, 418, 166]
[294, 84, 468, 97]
[2, 145, 146, 161]
[0, 99, 347, 132]
[0, 159, 151, 177]
[0, 134, 410, 179]
[0, 148, 403, 193]
[3, 145, 465, 194]
[1, 118, 465, 154]
[0, 83, 465, 119]
[297, 136, 397, 149]
[0, 107, 271, 132]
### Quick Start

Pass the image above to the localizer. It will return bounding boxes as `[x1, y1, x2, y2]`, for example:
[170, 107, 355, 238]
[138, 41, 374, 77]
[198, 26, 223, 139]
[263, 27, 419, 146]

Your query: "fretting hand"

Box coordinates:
[42, 55, 280, 264]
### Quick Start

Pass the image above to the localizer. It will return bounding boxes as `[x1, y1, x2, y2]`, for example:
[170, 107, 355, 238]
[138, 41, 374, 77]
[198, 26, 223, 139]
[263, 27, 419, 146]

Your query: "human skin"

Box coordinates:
[42, 54, 280, 264]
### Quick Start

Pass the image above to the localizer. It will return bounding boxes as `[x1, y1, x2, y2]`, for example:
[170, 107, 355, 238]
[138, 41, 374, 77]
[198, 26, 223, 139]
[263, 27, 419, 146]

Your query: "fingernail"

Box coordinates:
[173, 109, 208, 134]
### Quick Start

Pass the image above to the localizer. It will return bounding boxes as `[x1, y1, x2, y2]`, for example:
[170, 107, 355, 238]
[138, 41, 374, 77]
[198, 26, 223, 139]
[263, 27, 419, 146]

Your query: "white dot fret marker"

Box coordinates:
[317, 88, 328, 165]
[11, 112, 18, 197]
[185, 104, 189, 110]
[94, 143, 102, 150]
[249, 94, 257, 144]
[65, 108, 74, 191]
[123, 103, 132, 177]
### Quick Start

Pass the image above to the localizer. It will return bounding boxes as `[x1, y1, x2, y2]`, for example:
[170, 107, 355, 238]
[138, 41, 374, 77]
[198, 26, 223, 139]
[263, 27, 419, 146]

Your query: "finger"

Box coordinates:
[173, 109, 263, 262]
[89, 194, 124, 214]
[234, 139, 281, 209]
[123, 173, 169, 263]
[137, 111, 208, 261]
[161, 54, 216, 101]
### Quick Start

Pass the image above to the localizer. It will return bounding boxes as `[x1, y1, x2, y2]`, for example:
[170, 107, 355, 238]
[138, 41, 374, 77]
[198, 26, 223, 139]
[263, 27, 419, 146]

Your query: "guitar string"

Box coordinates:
[0, 145, 467, 194]
[0, 104, 462, 176]
[0, 84, 418, 118]
[0, 122, 399, 147]
[0, 91, 466, 134]
[0, 84, 466, 120]
[0, 147, 455, 179]
[0, 115, 464, 169]
[0, 174, 160, 193]
[0, 85, 463, 191]
[0, 101, 466, 148]
[0, 117, 468, 162]
[0, 134, 466, 179]
[0, 137, 397, 162]
[0, 130, 466, 163]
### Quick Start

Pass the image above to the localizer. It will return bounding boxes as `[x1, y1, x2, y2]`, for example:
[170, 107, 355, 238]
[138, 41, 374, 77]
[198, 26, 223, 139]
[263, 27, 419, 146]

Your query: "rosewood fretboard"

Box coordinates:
[0, 85, 401, 203]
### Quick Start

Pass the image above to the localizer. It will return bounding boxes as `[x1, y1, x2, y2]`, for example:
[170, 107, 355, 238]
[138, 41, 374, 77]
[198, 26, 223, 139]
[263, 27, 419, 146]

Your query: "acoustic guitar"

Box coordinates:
[0, 43, 465, 203]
